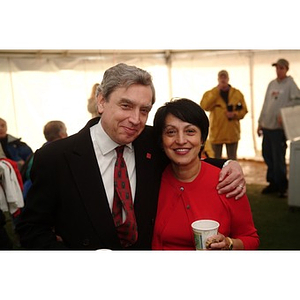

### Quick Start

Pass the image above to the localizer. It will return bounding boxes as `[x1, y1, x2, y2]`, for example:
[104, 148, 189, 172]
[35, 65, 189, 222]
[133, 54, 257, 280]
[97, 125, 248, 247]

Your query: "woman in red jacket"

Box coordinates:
[152, 98, 259, 250]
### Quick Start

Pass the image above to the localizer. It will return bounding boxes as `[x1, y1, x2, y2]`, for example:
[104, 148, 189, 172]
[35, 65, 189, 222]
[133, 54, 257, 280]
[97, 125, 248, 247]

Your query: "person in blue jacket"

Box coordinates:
[21, 120, 68, 200]
[0, 118, 33, 170]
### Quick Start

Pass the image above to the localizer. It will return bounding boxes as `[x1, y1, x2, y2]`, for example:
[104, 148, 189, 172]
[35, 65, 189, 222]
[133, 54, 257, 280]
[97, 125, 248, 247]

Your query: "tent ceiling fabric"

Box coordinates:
[0, 49, 278, 59]
[0, 49, 169, 58]
[0, 49, 217, 56]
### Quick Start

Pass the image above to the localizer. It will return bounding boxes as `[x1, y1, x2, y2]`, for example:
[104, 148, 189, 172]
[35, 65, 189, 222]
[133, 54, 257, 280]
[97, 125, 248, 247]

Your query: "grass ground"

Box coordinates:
[247, 184, 300, 250]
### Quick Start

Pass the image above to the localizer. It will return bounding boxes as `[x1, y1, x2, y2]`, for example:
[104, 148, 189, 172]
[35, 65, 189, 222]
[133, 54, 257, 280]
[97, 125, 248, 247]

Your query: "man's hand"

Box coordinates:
[257, 125, 263, 137]
[217, 160, 246, 200]
[225, 111, 236, 120]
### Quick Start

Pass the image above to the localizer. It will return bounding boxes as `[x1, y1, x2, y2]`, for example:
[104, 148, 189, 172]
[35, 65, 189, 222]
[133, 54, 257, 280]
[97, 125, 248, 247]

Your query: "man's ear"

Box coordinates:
[97, 94, 105, 114]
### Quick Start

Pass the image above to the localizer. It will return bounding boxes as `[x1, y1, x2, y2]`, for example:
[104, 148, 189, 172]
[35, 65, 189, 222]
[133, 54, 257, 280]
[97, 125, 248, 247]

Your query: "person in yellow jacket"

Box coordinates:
[200, 70, 248, 160]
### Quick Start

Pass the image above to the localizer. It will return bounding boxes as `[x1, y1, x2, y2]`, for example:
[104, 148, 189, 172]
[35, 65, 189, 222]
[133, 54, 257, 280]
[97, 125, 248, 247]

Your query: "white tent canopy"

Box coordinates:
[1, 49, 300, 159]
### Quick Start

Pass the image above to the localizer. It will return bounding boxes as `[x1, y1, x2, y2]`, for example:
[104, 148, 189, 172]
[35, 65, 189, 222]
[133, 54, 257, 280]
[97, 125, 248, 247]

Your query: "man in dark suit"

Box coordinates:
[16, 63, 246, 250]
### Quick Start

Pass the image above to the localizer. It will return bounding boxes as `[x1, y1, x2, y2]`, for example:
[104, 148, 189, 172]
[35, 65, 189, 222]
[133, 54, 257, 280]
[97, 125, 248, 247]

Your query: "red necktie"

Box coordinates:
[112, 146, 138, 248]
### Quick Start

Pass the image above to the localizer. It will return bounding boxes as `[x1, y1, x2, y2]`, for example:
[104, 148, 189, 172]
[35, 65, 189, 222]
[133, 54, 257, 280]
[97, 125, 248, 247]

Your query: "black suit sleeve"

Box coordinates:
[15, 147, 68, 250]
[203, 158, 227, 169]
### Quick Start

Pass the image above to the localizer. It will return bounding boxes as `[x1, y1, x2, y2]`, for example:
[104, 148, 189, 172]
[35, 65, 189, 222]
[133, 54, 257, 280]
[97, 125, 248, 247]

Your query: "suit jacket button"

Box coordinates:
[82, 239, 90, 246]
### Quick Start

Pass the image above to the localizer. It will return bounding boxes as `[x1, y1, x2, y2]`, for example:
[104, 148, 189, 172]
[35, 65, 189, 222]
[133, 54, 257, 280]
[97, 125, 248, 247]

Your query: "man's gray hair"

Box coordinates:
[96, 63, 156, 104]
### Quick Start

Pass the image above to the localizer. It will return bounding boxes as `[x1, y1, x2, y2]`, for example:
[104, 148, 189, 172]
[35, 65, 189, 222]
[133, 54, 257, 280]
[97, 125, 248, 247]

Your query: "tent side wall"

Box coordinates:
[1, 50, 299, 160]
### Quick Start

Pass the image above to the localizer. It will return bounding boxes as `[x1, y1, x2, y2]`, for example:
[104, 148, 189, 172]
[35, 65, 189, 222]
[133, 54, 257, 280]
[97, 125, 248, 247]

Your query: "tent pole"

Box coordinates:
[165, 50, 172, 100]
[8, 58, 18, 137]
[249, 51, 258, 157]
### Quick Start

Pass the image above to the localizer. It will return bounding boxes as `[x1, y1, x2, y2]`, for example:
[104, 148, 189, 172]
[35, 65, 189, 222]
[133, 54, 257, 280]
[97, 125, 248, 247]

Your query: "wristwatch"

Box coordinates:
[226, 237, 234, 250]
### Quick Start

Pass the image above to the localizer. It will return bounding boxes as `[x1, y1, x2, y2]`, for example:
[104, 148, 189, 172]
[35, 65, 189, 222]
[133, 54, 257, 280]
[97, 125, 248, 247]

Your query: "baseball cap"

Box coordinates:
[272, 58, 289, 69]
[218, 70, 229, 77]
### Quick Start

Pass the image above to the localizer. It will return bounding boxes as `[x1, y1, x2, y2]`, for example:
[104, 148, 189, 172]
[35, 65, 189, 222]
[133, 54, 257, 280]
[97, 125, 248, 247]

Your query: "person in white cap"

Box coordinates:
[257, 58, 300, 198]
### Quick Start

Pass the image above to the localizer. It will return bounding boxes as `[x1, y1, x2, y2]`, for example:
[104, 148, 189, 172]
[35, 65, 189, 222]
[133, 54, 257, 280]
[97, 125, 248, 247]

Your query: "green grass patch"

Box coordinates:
[247, 184, 300, 250]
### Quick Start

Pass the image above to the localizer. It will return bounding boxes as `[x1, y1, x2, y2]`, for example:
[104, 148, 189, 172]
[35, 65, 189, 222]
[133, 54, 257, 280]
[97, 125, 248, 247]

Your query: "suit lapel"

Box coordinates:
[64, 118, 121, 249]
[133, 126, 161, 228]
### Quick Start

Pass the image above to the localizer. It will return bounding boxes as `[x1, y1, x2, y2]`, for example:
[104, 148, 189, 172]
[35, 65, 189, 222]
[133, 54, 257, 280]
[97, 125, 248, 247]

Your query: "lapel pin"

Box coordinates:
[146, 153, 152, 159]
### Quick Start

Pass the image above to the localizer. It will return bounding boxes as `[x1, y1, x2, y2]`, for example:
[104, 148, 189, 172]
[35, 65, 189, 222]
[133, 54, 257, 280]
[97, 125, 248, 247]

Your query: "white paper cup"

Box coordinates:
[191, 219, 220, 250]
